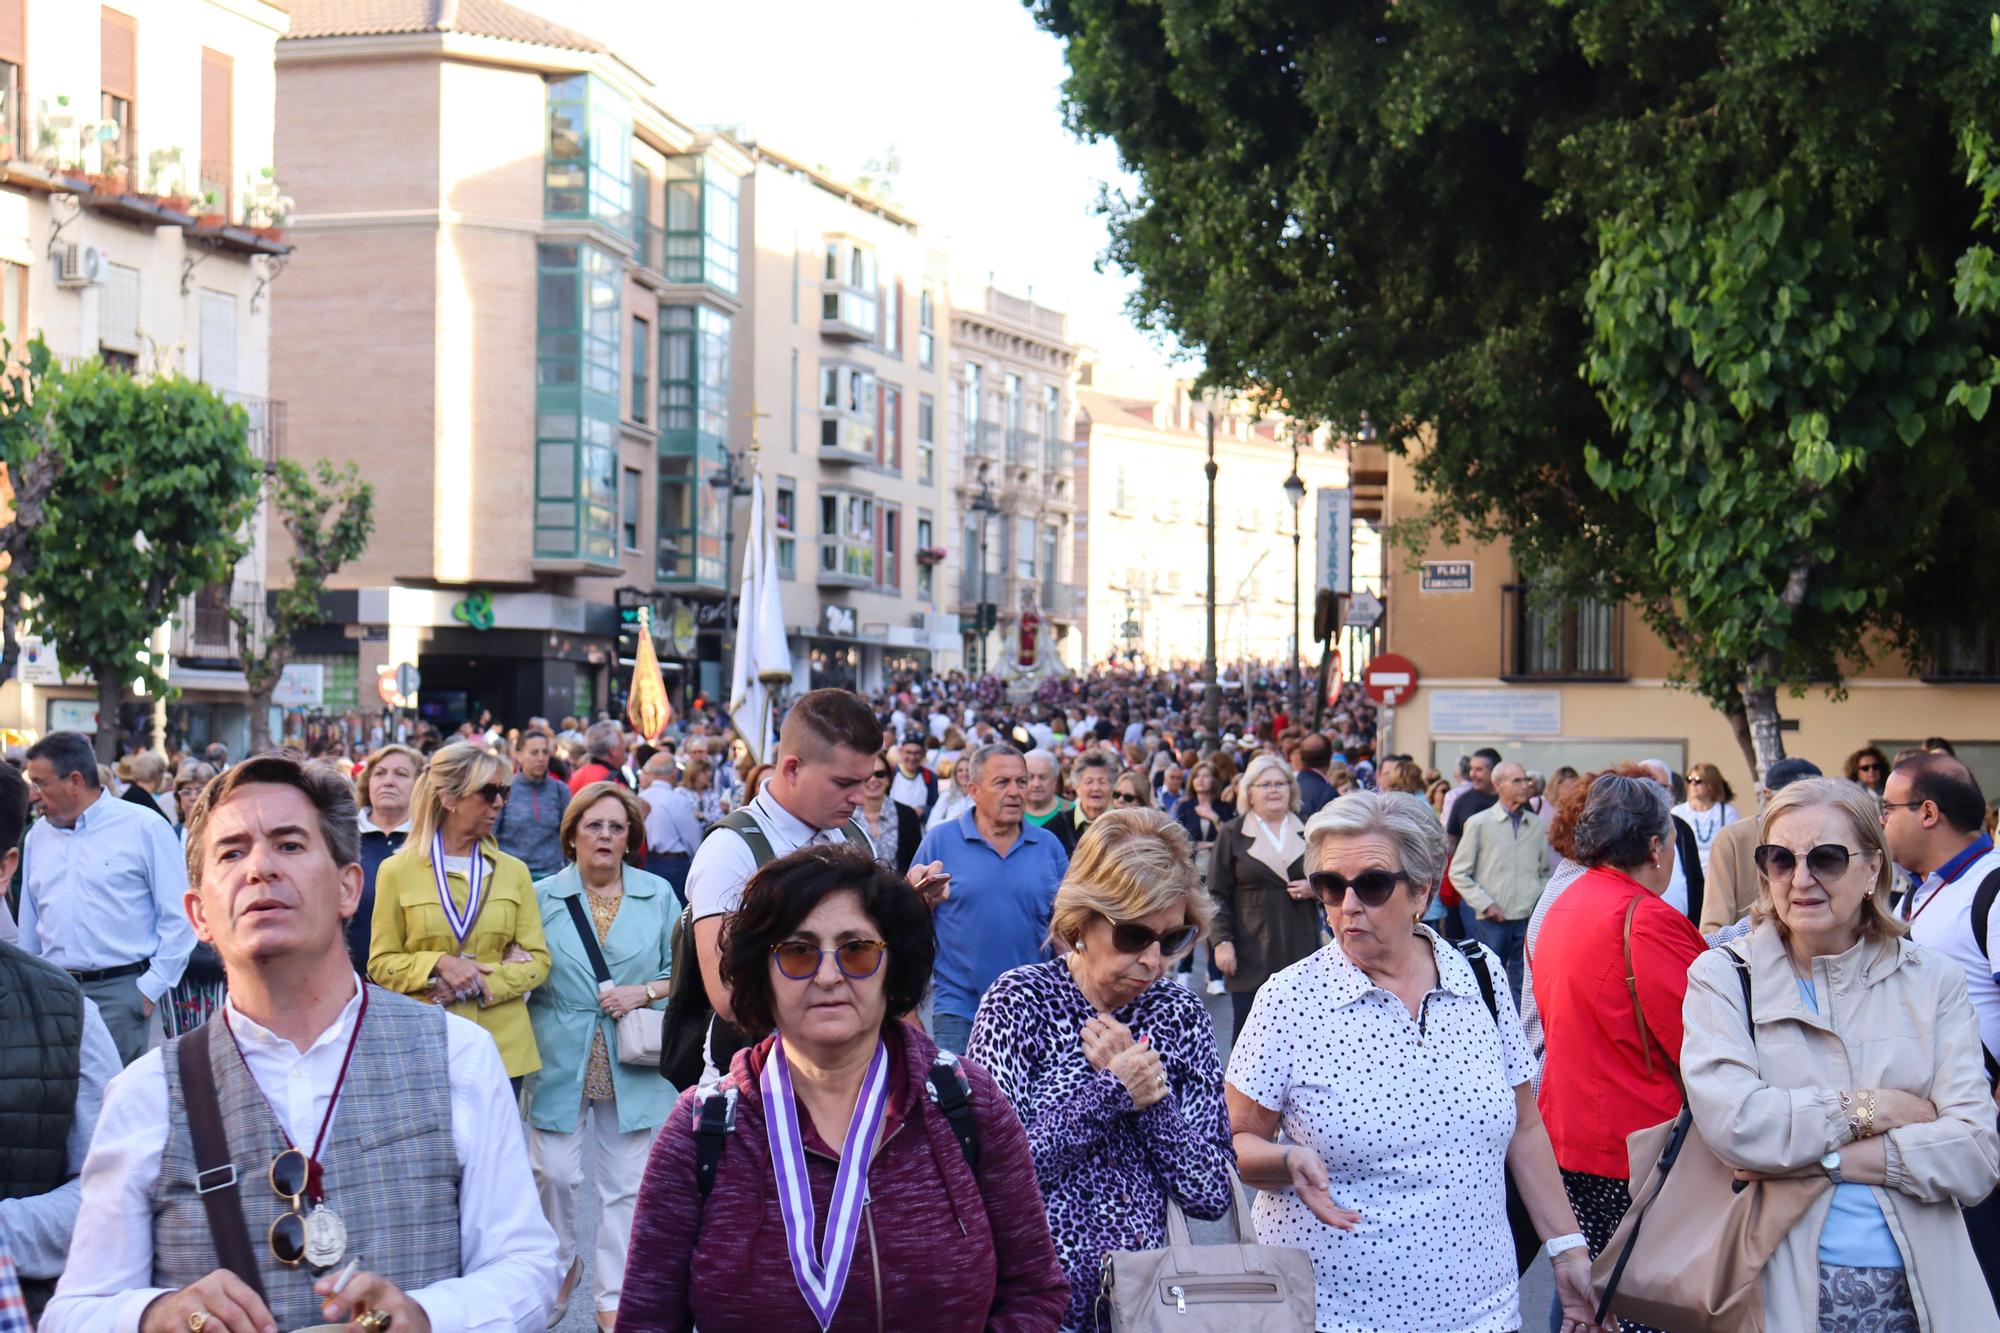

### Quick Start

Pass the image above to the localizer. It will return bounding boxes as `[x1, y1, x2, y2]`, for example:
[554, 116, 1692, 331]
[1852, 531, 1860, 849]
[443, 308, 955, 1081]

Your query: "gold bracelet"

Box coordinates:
[1862, 1088, 1878, 1138]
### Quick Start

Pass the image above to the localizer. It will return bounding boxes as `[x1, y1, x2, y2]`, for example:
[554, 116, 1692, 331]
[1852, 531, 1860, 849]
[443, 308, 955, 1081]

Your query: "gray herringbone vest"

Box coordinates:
[154, 986, 461, 1329]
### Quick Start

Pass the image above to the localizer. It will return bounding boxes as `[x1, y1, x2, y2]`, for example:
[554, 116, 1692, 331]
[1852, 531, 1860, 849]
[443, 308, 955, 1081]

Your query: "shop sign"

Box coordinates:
[1430, 687, 1562, 735]
[822, 605, 857, 637]
[697, 601, 729, 627]
[272, 663, 325, 708]
[665, 602, 700, 656]
[16, 636, 68, 685]
[451, 588, 496, 631]
[47, 699, 97, 733]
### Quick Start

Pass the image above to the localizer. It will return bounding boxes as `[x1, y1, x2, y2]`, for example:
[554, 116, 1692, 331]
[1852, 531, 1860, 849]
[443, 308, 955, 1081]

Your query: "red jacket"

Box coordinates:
[618, 1023, 1070, 1332]
[568, 761, 625, 794]
[1533, 865, 1706, 1178]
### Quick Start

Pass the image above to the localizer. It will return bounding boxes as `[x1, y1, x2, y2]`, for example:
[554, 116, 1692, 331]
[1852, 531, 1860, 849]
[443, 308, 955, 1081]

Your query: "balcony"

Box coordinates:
[817, 537, 875, 589]
[631, 219, 666, 283]
[1005, 428, 1035, 468]
[819, 413, 877, 466]
[1041, 581, 1084, 621]
[961, 420, 1001, 463]
[1042, 438, 1066, 474]
[223, 391, 286, 467]
[820, 287, 878, 342]
[1499, 584, 1626, 681]
[171, 581, 264, 665]
[1043, 471, 1076, 510]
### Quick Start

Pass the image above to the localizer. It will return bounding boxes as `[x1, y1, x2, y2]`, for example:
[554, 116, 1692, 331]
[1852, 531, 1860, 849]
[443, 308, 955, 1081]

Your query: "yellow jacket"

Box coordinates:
[367, 839, 551, 1077]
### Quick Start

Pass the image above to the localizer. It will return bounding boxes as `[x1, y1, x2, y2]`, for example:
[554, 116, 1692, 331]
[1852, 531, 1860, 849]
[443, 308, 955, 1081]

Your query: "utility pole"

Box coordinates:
[1203, 400, 1221, 739]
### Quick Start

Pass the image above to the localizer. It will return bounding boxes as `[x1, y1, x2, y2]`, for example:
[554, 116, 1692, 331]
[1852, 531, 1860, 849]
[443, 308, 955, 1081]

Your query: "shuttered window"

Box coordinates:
[100, 9, 135, 97]
[200, 48, 232, 211]
[100, 263, 141, 354]
[0, 0, 22, 65]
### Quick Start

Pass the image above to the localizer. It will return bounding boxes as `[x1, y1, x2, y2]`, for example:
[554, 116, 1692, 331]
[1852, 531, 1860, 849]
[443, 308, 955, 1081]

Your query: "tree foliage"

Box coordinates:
[1031, 0, 2000, 771]
[231, 458, 375, 753]
[21, 361, 262, 757]
[0, 336, 61, 686]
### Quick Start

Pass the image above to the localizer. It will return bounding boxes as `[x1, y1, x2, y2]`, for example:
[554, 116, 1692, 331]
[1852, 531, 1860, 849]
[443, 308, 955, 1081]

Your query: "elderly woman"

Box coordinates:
[528, 782, 676, 1331]
[1226, 791, 1607, 1333]
[1111, 766, 1155, 811]
[856, 750, 924, 873]
[370, 740, 551, 1092]
[621, 844, 1069, 1330]
[349, 742, 421, 972]
[968, 809, 1235, 1332]
[1530, 773, 1704, 1333]
[1680, 778, 2000, 1330]
[1209, 752, 1319, 1034]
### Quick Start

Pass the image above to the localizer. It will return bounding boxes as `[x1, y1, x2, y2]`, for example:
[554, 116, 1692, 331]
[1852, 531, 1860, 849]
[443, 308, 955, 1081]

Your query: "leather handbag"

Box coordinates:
[1591, 947, 1829, 1332]
[562, 895, 664, 1067]
[1098, 1172, 1316, 1331]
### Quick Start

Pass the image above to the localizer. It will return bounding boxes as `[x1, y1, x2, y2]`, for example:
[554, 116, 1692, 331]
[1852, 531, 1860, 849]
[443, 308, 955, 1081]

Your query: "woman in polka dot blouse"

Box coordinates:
[969, 808, 1236, 1333]
[1225, 790, 1613, 1333]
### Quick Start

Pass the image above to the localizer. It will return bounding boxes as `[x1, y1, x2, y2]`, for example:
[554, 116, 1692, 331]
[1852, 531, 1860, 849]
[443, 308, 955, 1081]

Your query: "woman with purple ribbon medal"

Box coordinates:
[619, 844, 1070, 1331]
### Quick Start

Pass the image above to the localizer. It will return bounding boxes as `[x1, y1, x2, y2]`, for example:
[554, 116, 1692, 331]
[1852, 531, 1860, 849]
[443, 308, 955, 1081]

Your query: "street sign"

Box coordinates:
[1344, 591, 1384, 629]
[1420, 560, 1475, 592]
[1364, 652, 1419, 706]
[1316, 488, 1352, 595]
[394, 662, 422, 697]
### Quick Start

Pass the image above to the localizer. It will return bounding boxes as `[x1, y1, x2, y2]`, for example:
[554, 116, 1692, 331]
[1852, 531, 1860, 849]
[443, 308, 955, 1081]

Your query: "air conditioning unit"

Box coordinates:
[54, 244, 105, 289]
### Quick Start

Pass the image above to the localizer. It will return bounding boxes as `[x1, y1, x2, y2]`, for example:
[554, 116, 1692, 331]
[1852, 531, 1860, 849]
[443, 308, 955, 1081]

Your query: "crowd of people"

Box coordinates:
[0, 662, 1997, 1333]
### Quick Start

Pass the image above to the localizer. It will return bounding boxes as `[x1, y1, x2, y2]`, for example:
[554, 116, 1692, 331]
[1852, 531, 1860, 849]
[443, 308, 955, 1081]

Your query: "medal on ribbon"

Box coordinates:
[432, 831, 487, 951]
[763, 1038, 891, 1330]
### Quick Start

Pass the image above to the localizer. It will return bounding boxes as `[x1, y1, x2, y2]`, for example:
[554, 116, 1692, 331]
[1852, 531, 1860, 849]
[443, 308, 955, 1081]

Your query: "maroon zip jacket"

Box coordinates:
[617, 1022, 1070, 1332]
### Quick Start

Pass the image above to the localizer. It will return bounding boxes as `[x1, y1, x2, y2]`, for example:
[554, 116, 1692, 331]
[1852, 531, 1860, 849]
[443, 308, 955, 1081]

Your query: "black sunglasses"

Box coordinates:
[1102, 914, 1199, 958]
[869, 769, 892, 781]
[1309, 868, 1418, 908]
[1754, 843, 1863, 880]
[269, 1147, 310, 1267]
[473, 782, 508, 804]
[1113, 791, 1143, 804]
[771, 939, 888, 980]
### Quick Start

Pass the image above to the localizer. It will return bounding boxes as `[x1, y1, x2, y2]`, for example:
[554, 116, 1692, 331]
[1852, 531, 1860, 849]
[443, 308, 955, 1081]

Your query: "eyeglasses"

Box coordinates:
[1754, 843, 1862, 881]
[1880, 799, 1928, 813]
[1856, 762, 1885, 774]
[1113, 791, 1142, 804]
[1309, 868, 1417, 908]
[1249, 779, 1291, 792]
[1102, 914, 1199, 958]
[268, 1147, 310, 1267]
[580, 819, 628, 838]
[472, 783, 508, 804]
[771, 938, 888, 980]
[868, 770, 892, 782]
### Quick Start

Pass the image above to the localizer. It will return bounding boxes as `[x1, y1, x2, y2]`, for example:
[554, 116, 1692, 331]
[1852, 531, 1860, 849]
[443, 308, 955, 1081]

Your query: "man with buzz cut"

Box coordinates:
[41, 753, 560, 1333]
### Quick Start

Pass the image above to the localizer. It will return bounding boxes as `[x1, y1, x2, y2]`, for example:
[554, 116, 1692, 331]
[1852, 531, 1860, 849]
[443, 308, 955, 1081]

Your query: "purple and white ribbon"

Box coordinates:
[762, 1037, 891, 1329]
[431, 832, 486, 950]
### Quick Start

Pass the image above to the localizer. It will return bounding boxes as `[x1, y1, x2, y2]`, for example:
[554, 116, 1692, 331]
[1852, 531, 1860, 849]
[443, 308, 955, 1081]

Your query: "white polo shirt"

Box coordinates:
[1902, 836, 2000, 1061]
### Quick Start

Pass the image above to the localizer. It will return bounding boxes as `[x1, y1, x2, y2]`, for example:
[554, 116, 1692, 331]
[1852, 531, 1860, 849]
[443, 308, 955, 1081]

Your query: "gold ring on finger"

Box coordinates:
[188, 1312, 209, 1333]
[356, 1311, 393, 1333]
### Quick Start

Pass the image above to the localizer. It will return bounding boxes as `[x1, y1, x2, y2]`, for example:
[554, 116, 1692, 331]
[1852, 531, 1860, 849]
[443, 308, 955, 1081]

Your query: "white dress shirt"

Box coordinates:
[19, 789, 195, 1003]
[40, 978, 561, 1333]
[639, 784, 702, 857]
[0, 995, 119, 1279]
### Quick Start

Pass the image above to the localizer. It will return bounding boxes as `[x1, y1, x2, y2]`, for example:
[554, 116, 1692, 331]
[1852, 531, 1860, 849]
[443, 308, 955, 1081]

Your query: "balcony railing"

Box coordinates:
[1041, 581, 1084, 620]
[962, 420, 1001, 462]
[1919, 627, 2000, 682]
[222, 391, 286, 466]
[1042, 438, 1066, 474]
[1498, 583, 1625, 681]
[817, 537, 874, 588]
[171, 581, 264, 664]
[1005, 428, 1034, 467]
[632, 219, 665, 277]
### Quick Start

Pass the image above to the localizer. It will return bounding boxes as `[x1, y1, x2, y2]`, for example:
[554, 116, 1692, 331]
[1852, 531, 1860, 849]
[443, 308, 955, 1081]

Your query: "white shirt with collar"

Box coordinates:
[1903, 839, 2000, 1060]
[640, 783, 703, 857]
[684, 787, 847, 921]
[39, 977, 561, 1333]
[18, 788, 196, 1003]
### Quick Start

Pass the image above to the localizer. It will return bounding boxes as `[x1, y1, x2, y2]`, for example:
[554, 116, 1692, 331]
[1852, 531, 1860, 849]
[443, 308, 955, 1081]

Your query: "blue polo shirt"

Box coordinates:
[916, 812, 1070, 1021]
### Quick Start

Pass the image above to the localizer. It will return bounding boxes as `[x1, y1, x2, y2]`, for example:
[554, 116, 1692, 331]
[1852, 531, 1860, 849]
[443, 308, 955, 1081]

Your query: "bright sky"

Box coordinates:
[528, 0, 1191, 376]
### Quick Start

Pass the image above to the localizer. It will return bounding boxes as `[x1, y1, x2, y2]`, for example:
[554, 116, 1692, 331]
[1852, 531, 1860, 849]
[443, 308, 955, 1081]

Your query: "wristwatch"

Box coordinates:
[643, 982, 658, 1002]
[1545, 1232, 1588, 1260]
[1820, 1149, 1843, 1184]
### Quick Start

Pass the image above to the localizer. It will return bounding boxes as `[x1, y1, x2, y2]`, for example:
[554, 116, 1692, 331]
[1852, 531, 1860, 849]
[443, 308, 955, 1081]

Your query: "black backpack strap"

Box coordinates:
[709, 808, 776, 867]
[562, 893, 613, 986]
[1451, 938, 1501, 1024]
[925, 1051, 980, 1174]
[693, 1082, 739, 1200]
[178, 1025, 267, 1303]
[1972, 869, 2000, 1087]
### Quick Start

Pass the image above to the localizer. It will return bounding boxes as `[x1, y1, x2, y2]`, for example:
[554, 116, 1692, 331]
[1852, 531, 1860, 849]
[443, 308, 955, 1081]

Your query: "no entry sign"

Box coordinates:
[1364, 653, 1419, 706]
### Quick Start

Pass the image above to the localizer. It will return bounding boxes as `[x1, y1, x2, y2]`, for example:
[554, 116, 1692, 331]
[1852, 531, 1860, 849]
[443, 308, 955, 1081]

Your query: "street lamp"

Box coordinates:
[1201, 390, 1222, 741]
[969, 477, 1000, 675]
[1282, 440, 1306, 725]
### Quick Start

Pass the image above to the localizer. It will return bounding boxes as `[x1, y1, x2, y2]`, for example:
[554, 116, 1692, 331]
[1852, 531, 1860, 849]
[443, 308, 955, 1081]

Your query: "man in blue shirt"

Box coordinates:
[916, 742, 1069, 1054]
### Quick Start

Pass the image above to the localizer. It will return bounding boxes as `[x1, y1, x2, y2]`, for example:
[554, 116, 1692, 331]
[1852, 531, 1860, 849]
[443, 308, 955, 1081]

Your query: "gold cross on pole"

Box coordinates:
[745, 401, 772, 454]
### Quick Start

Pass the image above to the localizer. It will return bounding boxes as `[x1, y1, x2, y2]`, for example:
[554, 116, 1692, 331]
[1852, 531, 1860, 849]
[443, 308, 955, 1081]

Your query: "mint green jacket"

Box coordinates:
[526, 864, 677, 1133]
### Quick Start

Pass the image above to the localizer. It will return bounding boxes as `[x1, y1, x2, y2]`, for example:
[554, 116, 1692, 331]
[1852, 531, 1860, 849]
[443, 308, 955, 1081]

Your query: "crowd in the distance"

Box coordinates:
[2, 665, 1997, 1333]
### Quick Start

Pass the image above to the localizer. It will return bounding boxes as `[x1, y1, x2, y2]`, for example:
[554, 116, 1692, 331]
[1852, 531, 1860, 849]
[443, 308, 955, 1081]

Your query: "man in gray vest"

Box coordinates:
[0, 760, 122, 1322]
[42, 754, 561, 1333]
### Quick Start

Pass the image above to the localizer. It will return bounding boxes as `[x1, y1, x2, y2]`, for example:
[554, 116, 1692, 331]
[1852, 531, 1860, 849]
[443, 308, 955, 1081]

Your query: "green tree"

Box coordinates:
[1030, 0, 2000, 774]
[0, 336, 62, 685]
[23, 361, 262, 759]
[230, 459, 375, 754]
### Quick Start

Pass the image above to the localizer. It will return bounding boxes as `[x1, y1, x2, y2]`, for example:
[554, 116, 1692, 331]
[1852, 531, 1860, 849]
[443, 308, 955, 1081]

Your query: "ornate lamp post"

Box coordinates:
[1202, 391, 1222, 740]
[1282, 440, 1306, 724]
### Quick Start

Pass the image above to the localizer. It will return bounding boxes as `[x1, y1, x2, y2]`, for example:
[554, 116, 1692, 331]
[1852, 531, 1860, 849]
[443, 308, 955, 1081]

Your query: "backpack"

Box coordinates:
[1450, 938, 1540, 1277]
[692, 1047, 981, 1198]
[657, 808, 872, 1088]
[1964, 867, 2000, 1087]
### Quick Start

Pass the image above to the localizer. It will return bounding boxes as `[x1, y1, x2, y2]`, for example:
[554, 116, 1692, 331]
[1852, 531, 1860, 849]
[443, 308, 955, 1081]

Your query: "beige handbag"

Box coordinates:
[615, 1007, 664, 1066]
[1098, 1172, 1316, 1332]
[1590, 948, 1829, 1332]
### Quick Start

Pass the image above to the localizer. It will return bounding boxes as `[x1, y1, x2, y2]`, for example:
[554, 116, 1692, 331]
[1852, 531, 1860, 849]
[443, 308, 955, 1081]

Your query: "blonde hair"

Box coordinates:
[357, 743, 425, 816]
[1239, 752, 1299, 814]
[1755, 777, 1906, 941]
[1049, 807, 1214, 950]
[120, 751, 169, 789]
[403, 741, 512, 856]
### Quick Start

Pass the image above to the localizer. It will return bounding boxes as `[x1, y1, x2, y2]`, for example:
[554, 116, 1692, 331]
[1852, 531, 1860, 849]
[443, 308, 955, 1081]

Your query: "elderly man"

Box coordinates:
[1447, 761, 1550, 1003]
[18, 731, 194, 1066]
[41, 753, 561, 1333]
[1021, 749, 1078, 852]
[913, 743, 1070, 1054]
[637, 753, 701, 895]
[566, 721, 629, 794]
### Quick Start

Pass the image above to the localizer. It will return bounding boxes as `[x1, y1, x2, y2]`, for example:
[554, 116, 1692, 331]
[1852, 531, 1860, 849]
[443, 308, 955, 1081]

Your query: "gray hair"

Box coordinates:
[1240, 753, 1300, 814]
[1306, 790, 1448, 899]
[26, 732, 100, 787]
[1023, 748, 1059, 776]
[963, 742, 1024, 785]
[1573, 774, 1671, 869]
[584, 720, 623, 760]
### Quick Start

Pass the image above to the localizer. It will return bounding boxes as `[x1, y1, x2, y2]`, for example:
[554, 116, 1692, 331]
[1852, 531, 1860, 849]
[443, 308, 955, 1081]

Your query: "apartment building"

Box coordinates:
[0, 0, 288, 751]
[948, 286, 1081, 673]
[1074, 365, 1357, 668]
[1373, 443, 2000, 798]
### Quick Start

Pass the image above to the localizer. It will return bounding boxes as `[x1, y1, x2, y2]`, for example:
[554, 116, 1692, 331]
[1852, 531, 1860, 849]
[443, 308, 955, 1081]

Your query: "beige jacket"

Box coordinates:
[1698, 817, 1765, 935]
[1448, 800, 1550, 920]
[1682, 922, 2000, 1331]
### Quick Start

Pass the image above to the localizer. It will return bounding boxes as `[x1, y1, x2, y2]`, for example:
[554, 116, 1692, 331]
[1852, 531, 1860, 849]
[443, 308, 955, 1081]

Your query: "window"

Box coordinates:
[198, 289, 236, 390]
[962, 362, 984, 455]
[534, 241, 621, 563]
[656, 304, 731, 583]
[879, 506, 901, 590]
[100, 262, 141, 353]
[819, 238, 878, 337]
[918, 289, 935, 370]
[883, 279, 903, 355]
[1503, 583, 1624, 679]
[1041, 524, 1060, 588]
[630, 314, 649, 424]
[0, 61, 18, 163]
[879, 383, 902, 469]
[545, 74, 631, 230]
[1014, 517, 1035, 578]
[775, 478, 797, 578]
[820, 491, 875, 580]
[630, 161, 656, 268]
[916, 516, 935, 600]
[101, 8, 136, 188]
[622, 466, 641, 550]
[663, 154, 739, 292]
[1113, 464, 1131, 513]
[199, 49, 231, 212]
[818, 362, 877, 456]
[917, 393, 935, 485]
[1042, 384, 1062, 468]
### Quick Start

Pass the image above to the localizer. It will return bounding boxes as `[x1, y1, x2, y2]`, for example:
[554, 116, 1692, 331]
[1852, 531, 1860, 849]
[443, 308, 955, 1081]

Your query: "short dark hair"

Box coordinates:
[719, 844, 935, 1036]
[1924, 737, 1958, 757]
[25, 732, 100, 787]
[779, 689, 888, 762]
[1573, 773, 1671, 870]
[0, 761, 27, 855]
[1297, 734, 1333, 770]
[1893, 752, 1986, 834]
[1472, 747, 1503, 766]
[184, 753, 361, 890]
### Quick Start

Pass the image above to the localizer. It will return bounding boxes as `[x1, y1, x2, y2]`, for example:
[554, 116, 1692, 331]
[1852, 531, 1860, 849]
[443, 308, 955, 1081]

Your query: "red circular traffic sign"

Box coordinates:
[1364, 653, 1419, 706]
